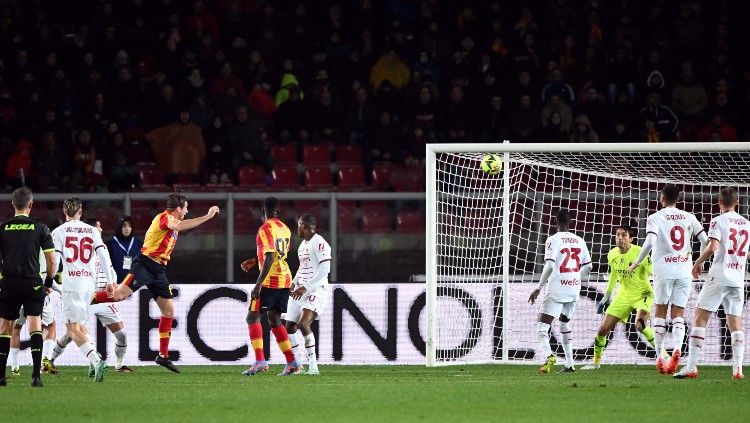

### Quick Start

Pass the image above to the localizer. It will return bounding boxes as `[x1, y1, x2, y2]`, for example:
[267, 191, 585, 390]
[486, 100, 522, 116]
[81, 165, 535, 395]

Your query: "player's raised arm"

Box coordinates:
[629, 221, 655, 272]
[166, 206, 220, 232]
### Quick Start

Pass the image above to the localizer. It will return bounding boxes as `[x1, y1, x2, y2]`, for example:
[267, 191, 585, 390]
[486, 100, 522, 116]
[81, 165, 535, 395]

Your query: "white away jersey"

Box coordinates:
[707, 212, 750, 287]
[645, 207, 705, 279]
[52, 220, 111, 292]
[543, 231, 592, 302]
[295, 233, 332, 290]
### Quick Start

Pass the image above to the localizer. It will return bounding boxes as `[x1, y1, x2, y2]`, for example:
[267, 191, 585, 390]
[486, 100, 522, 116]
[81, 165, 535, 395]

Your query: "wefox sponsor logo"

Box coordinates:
[68, 269, 93, 277]
[664, 256, 689, 263]
[559, 278, 580, 286]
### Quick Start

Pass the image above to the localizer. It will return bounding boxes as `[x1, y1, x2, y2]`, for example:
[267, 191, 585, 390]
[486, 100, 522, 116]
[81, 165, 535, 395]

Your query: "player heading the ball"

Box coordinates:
[91, 193, 220, 373]
[529, 209, 592, 373]
[675, 187, 747, 380]
[628, 184, 708, 375]
[581, 222, 655, 370]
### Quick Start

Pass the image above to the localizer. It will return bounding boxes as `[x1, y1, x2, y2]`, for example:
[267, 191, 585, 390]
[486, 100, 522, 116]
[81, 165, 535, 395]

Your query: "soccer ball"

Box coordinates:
[480, 154, 503, 175]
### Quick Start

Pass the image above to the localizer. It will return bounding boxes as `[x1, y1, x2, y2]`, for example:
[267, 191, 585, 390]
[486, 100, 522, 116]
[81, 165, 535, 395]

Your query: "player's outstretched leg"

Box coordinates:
[536, 321, 556, 373]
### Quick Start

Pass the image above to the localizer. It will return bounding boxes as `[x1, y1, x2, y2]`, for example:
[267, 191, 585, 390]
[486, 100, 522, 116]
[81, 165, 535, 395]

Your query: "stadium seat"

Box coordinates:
[302, 145, 331, 166]
[335, 145, 363, 165]
[371, 163, 396, 191]
[391, 166, 425, 192]
[360, 201, 391, 215]
[233, 209, 258, 233]
[337, 202, 359, 233]
[194, 215, 223, 233]
[238, 165, 268, 188]
[337, 165, 367, 190]
[361, 209, 392, 233]
[271, 145, 298, 165]
[396, 210, 425, 233]
[305, 166, 334, 189]
[272, 165, 301, 190]
[92, 208, 120, 231]
[139, 166, 165, 188]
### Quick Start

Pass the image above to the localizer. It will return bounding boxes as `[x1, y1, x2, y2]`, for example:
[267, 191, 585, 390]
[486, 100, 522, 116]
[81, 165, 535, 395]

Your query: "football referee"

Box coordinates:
[0, 188, 56, 388]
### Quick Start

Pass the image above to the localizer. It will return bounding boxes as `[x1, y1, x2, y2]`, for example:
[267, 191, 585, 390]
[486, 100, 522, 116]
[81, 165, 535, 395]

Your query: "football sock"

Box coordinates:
[79, 341, 101, 366]
[158, 317, 173, 358]
[113, 329, 127, 368]
[43, 339, 55, 359]
[653, 317, 667, 359]
[9, 347, 19, 368]
[594, 335, 607, 364]
[50, 334, 72, 360]
[30, 331, 43, 378]
[304, 333, 317, 368]
[288, 331, 303, 363]
[731, 331, 744, 374]
[672, 316, 685, 352]
[685, 326, 706, 371]
[536, 322, 552, 358]
[271, 326, 295, 364]
[248, 322, 264, 362]
[0, 335, 10, 378]
[640, 327, 655, 347]
[559, 322, 574, 368]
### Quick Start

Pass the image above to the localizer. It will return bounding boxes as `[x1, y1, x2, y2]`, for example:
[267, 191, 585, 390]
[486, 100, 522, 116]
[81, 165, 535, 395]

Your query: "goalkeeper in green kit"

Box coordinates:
[582, 223, 656, 369]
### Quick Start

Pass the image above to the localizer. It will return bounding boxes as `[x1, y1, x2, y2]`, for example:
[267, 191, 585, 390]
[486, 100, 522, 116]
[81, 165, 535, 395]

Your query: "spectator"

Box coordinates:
[577, 85, 606, 132]
[4, 140, 34, 188]
[247, 81, 276, 120]
[106, 216, 143, 284]
[638, 93, 678, 141]
[71, 129, 97, 190]
[480, 94, 509, 141]
[369, 50, 411, 90]
[228, 105, 266, 174]
[275, 73, 303, 106]
[541, 94, 573, 132]
[541, 68, 575, 104]
[145, 110, 206, 181]
[697, 114, 737, 142]
[442, 85, 474, 142]
[275, 84, 308, 143]
[671, 65, 708, 118]
[509, 94, 540, 142]
[570, 114, 600, 142]
[210, 62, 246, 104]
[105, 132, 138, 191]
[34, 131, 68, 191]
[347, 86, 378, 145]
[204, 117, 231, 184]
[538, 111, 570, 143]
[606, 46, 637, 103]
[309, 89, 342, 143]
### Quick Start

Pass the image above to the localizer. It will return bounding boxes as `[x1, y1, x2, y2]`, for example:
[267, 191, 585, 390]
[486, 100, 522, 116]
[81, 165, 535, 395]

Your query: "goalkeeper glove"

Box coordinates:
[597, 292, 611, 314]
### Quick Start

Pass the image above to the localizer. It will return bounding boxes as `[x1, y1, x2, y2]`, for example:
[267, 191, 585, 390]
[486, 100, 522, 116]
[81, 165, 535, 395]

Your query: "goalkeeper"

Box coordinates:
[582, 223, 656, 369]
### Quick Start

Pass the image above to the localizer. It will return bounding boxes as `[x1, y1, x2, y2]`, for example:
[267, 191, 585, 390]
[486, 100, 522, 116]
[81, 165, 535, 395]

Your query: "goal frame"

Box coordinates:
[425, 142, 750, 367]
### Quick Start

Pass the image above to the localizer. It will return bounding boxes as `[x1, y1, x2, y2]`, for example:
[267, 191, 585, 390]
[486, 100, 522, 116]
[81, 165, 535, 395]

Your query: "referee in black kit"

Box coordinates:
[0, 188, 57, 388]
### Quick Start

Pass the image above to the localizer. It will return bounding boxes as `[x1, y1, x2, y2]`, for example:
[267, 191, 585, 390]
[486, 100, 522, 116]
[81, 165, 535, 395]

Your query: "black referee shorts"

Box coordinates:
[0, 277, 45, 321]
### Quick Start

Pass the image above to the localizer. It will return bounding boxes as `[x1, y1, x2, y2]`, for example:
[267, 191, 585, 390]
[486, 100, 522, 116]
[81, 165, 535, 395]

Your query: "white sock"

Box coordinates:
[672, 316, 685, 353]
[9, 347, 19, 367]
[559, 322, 574, 368]
[304, 333, 317, 368]
[79, 342, 101, 366]
[653, 317, 667, 359]
[50, 334, 72, 360]
[43, 339, 55, 360]
[537, 322, 553, 359]
[685, 326, 706, 371]
[731, 331, 745, 374]
[288, 331, 304, 364]
[113, 329, 127, 368]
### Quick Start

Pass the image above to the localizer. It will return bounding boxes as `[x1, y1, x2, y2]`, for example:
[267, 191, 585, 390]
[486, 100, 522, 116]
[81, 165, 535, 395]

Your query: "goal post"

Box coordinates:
[425, 142, 750, 367]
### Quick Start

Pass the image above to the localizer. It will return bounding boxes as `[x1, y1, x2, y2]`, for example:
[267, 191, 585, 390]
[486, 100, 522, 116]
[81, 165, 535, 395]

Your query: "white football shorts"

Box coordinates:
[89, 302, 123, 326]
[653, 277, 691, 308]
[540, 297, 577, 320]
[285, 286, 330, 324]
[62, 289, 94, 324]
[697, 278, 744, 317]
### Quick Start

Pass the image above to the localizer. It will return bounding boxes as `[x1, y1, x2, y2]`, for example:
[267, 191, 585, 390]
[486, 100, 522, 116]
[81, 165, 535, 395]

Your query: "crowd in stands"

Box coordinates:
[1, 0, 748, 192]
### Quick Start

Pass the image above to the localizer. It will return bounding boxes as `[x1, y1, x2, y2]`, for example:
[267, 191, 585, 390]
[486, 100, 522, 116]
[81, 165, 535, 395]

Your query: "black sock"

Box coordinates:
[0, 335, 10, 379]
[30, 331, 43, 378]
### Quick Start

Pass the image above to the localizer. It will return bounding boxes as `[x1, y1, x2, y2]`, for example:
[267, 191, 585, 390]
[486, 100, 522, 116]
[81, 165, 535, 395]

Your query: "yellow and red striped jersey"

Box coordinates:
[141, 210, 179, 265]
[256, 218, 292, 288]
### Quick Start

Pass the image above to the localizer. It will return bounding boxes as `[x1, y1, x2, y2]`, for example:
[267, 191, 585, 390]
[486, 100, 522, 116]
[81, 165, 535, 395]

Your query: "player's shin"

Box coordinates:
[29, 331, 43, 378]
[731, 331, 744, 375]
[536, 322, 553, 358]
[113, 330, 127, 368]
[49, 334, 71, 360]
[79, 341, 101, 366]
[248, 322, 264, 362]
[672, 316, 686, 351]
[158, 317, 173, 358]
[685, 326, 706, 371]
[640, 326, 655, 347]
[559, 322, 574, 368]
[593, 335, 607, 365]
[43, 339, 55, 359]
[0, 334, 10, 379]
[271, 326, 296, 364]
[9, 346, 19, 368]
[304, 333, 317, 369]
[653, 317, 667, 359]
[288, 331, 303, 364]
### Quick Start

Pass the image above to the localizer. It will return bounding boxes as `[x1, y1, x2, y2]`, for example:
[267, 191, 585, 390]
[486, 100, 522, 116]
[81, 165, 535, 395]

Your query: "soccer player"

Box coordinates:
[241, 197, 300, 376]
[49, 218, 133, 373]
[581, 223, 655, 369]
[628, 184, 708, 374]
[284, 214, 331, 375]
[91, 193, 220, 372]
[528, 209, 592, 373]
[50, 198, 113, 382]
[675, 187, 747, 379]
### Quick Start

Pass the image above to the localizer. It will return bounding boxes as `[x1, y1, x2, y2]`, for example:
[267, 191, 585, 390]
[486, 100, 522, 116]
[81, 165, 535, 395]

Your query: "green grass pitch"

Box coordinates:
[2, 364, 748, 422]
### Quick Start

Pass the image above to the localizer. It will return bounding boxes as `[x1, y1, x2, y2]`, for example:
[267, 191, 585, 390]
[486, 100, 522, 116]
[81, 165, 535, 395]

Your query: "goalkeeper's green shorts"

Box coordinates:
[606, 292, 654, 323]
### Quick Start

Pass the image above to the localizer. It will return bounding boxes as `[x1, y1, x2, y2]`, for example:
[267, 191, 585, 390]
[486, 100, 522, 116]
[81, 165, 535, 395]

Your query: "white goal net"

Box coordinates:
[425, 143, 750, 366]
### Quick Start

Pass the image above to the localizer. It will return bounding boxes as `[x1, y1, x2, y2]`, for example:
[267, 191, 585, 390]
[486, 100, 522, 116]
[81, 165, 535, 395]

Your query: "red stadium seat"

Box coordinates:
[303, 145, 331, 166]
[372, 163, 396, 191]
[360, 201, 390, 214]
[337, 165, 367, 190]
[234, 209, 258, 234]
[305, 166, 333, 189]
[238, 165, 268, 188]
[272, 165, 301, 190]
[89, 208, 120, 232]
[361, 209, 392, 233]
[139, 166, 165, 188]
[271, 145, 298, 165]
[396, 210, 424, 233]
[391, 166, 425, 191]
[335, 145, 363, 165]
[130, 208, 154, 234]
[337, 202, 359, 233]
